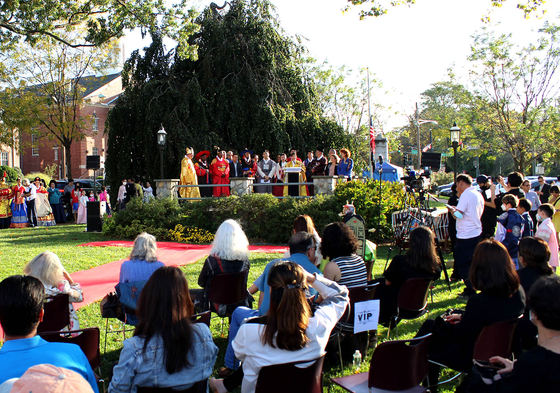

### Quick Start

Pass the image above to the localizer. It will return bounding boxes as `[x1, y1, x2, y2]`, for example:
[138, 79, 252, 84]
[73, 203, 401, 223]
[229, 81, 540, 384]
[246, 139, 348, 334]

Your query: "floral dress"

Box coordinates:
[44, 280, 83, 332]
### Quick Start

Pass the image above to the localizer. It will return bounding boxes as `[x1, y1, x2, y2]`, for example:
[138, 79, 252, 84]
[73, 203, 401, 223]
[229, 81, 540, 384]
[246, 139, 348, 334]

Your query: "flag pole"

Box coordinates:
[367, 68, 373, 177]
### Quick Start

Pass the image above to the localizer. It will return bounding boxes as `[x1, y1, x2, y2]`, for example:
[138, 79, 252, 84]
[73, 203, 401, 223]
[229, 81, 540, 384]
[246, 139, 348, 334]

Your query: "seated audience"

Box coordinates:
[283, 214, 323, 266]
[118, 232, 164, 283]
[463, 276, 560, 392]
[109, 266, 218, 392]
[415, 240, 525, 391]
[374, 226, 441, 326]
[517, 237, 554, 350]
[23, 251, 83, 331]
[321, 222, 367, 288]
[218, 232, 322, 377]
[196, 219, 250, 314]
[209, 261, 348, 392]
[0, 275, 98, 391]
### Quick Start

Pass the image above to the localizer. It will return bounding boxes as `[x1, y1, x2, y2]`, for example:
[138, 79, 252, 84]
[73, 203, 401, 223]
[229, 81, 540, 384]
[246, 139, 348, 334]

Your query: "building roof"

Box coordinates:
[80, 73, 121, 97]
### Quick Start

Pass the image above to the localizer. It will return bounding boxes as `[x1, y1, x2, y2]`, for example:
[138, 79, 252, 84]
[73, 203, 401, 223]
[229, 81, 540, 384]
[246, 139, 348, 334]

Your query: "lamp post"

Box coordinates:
[157, 125, 167, 179]
[415, 103, 438, 168]
[450, 122, 461, 181]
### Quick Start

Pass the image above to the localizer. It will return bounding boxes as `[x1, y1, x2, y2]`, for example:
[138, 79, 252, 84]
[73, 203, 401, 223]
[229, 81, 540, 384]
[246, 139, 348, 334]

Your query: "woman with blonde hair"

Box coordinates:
[196, 219, 250, 313]
[118, 232, 164, 283]
[23, 251, 83, 331]
[210, 261, 349, 393]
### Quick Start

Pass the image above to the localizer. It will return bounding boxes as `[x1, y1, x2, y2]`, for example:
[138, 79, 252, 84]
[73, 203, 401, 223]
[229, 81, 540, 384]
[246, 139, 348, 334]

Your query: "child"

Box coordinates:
[76, 189, 88, 224]
[496, 195, 523, 269]
[535, 203, 559, 272]
[517, 198, 534, 238]
[88, 191, 96, 202]
[71, 184, 81, 223]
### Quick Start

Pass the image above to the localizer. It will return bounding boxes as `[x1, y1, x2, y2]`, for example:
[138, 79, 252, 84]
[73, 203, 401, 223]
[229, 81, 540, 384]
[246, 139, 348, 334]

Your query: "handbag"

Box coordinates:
[100, 292, 125, 322]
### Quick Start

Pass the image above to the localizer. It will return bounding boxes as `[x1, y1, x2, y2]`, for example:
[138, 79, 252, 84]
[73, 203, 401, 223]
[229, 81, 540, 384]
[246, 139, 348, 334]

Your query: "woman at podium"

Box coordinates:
[283, 151, 308, 197]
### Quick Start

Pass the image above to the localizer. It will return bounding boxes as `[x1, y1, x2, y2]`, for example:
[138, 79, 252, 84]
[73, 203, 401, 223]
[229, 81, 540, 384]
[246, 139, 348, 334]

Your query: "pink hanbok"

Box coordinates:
[535, 217, 559, 267]
[77, 195, 88, 224]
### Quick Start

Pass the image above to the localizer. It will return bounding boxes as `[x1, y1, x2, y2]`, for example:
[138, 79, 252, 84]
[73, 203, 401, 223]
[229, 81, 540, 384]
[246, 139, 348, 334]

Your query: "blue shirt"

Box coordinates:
[0, 336, 99, 392]
[109, 324, 217, 393]
[119, 259, 165, 283]
[337, 158, 354, 178]
[521, 211, 534, 238]
[47, 187, 62, 204]
[497, 208, 524, 259]
[253, 253, 322, 315]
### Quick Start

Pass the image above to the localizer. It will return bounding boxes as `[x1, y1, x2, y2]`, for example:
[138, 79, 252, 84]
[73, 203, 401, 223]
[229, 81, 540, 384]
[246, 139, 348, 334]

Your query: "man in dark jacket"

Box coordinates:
[535, 175, 551, 204]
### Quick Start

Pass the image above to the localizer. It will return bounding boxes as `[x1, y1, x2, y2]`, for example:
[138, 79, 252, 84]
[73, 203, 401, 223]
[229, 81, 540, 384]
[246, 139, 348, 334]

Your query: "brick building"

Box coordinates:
[20, 73, 123, 180]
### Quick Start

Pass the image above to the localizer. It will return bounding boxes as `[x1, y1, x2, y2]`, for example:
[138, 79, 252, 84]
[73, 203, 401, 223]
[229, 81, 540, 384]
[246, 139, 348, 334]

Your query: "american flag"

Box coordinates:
[369, 125, 381, 152]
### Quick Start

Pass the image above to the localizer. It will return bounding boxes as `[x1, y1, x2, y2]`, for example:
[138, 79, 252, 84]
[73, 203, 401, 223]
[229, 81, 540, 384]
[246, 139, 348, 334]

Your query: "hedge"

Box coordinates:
[102, 180, 406, 243]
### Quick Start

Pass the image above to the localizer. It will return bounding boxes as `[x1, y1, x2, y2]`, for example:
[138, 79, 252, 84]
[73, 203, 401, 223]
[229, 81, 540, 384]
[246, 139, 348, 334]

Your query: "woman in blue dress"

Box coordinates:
[338, 148, 354, 180]
[10, 177, 28, 228]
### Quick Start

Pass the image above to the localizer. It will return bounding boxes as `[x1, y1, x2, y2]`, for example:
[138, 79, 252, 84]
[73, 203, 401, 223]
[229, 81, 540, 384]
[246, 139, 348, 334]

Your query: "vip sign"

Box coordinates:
[353, 299, 380, 334]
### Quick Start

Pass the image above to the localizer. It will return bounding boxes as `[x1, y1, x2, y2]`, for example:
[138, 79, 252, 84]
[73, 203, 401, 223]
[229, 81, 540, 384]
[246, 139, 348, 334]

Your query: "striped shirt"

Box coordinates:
[332, 254, 368, 288]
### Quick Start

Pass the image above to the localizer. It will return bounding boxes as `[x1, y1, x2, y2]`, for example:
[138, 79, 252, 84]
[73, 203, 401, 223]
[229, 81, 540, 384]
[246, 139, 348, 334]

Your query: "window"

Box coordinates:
[31, 134, 39, 156]
[0, 152, 8, 166]
[92, 112, 99, 132]
[53, 148, 58, 161]
[92, 147, 99, 156]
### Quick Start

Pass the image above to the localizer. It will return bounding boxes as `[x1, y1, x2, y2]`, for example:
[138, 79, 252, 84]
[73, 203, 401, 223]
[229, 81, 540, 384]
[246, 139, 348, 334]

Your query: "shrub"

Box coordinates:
[169, 224, 215, 243]
[24, 172, 53, 186]
[0, 166, 22, 183]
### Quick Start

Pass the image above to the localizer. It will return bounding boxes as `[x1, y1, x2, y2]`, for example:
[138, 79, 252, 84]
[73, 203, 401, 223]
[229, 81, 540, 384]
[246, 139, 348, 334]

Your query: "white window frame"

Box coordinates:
[31, 134, 39, 156]
[0, 152, 8, 166]
[92, 112, 99, 132]
[92, 147, 99, 156]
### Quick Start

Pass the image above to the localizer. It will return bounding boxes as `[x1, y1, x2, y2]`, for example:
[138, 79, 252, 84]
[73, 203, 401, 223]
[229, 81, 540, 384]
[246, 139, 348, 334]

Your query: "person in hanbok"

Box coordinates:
[0, 172, 13, 228]
[10, 177, 28, 228]
[35, 178, 56, 226]
[99, 186, 111, 215]
[283, 151, 308, 197]
[76, 189, 88, 224]
[210, 150, 230, 197]
[179, 147, 201, 199]
[195, 151, 212, 198]
[273, 153, 287, 197]
[47, 180, 65, 224]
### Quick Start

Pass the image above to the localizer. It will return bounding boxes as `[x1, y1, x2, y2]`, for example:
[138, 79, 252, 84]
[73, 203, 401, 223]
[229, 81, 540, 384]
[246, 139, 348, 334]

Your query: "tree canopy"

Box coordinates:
[105, 0, 349, 189]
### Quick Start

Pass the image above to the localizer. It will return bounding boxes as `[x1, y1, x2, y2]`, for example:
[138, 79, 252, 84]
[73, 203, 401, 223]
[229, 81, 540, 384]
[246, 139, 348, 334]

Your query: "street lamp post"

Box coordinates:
[450, 122, 461, 181]
[415, 103, 438, 168]
[157, 125, 167, 179]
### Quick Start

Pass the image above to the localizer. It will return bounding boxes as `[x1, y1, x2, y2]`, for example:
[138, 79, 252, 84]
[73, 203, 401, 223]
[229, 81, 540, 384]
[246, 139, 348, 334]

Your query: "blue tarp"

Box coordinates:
[371, 162, 404, 182]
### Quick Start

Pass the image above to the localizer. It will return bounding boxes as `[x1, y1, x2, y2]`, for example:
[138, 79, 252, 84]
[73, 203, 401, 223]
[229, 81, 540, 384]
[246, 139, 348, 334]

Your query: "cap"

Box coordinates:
[476, 175, 489, 184]
[10, 364, 94, 393]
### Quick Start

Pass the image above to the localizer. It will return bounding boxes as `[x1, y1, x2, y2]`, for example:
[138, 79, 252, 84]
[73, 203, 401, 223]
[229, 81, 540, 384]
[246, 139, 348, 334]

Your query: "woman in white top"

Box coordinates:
[143, 181, 154, 202]
[209, 261, 348, 393]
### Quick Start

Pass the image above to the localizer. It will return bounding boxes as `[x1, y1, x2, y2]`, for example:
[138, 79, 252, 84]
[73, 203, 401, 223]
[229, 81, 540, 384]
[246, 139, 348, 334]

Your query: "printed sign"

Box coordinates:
[353, 299, 380, 334]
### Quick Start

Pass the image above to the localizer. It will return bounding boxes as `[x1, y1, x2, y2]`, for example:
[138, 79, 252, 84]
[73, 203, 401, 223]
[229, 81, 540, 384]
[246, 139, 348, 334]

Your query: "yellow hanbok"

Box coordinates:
[283, 160, 308, 197]
[180, 156, 201, 199]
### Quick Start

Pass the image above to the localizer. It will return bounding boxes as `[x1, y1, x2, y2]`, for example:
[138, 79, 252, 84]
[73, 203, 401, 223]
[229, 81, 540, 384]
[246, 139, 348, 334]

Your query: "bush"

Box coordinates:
[102, 181, 406, 243]
[169, 224, 215, 243]
[24, 172, 53, 186]
[429, 171, 455, 191]
[0, 166, 22, 183]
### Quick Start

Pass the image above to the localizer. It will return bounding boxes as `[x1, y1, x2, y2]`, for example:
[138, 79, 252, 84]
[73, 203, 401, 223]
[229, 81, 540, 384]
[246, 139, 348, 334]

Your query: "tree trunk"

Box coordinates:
[64, 142, 73, 179]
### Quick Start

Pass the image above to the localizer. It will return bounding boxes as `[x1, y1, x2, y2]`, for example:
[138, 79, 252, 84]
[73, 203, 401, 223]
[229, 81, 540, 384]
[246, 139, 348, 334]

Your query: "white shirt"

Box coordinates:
[27, 183, 37, 201]
[455, 185, 484, 239]
[232, 276, 348, 393]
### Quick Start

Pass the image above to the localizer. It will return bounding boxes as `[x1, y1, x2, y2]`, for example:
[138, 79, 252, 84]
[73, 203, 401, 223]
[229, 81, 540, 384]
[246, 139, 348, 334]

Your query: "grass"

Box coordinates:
[0, 224, 466, 392]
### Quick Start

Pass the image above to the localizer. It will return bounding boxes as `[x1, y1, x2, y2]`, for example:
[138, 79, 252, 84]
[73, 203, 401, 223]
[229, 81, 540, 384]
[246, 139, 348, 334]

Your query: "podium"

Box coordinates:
[87, 201, 106, 232]
[284, 167, 302, 197]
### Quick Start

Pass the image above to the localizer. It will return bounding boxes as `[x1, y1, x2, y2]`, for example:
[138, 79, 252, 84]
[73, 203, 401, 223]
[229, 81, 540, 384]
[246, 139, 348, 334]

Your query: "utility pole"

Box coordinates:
[416, 103, 420, 169]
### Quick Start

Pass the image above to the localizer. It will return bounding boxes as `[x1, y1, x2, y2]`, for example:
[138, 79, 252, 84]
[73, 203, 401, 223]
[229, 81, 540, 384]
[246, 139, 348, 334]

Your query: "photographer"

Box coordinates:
[490, 172, 525, 216]
[446, 174, 484, 298]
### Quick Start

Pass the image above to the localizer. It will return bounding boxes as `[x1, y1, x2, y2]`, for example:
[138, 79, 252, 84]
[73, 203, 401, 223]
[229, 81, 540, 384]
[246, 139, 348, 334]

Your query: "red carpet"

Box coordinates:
[73, 241, 287, 310]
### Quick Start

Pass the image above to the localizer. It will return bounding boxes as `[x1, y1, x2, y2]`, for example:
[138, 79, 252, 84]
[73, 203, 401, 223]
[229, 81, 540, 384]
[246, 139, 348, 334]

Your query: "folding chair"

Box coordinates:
[430, 316, 522, 389]
[136, 379, 208, 393]
[37, 294, 70, 333]
[331, 283, 379, 371]
[191, 310, 211, 327]
[208, 271, 248, 334]
[331, 333, 431, 393]
[39, 327, 104, 389]
[255, 355, 325, 393]
[387, 278, 433, 339]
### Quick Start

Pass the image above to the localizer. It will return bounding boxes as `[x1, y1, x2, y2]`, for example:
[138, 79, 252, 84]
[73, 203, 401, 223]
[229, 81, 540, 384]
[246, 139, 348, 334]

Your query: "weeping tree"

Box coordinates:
[106, 0, 348, 193]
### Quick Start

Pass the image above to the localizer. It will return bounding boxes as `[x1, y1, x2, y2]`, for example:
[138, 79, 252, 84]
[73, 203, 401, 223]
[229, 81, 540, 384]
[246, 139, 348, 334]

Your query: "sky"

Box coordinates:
[123, 0, 560, 131]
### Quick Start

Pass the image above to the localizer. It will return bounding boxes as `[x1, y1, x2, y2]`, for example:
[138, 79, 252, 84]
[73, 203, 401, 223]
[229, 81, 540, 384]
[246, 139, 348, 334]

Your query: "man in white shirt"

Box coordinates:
[446, 174, 484, 298]
[256, 150, 276, 194]
[24, 178, 38, 227]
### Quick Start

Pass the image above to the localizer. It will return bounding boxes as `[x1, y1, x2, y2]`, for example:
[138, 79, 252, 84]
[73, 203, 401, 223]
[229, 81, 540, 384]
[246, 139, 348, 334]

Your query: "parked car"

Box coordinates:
[55, 179, 108, 195]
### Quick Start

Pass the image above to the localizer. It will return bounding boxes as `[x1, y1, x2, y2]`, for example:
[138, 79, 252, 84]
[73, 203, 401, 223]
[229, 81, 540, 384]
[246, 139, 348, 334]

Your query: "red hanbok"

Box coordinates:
[210, 157, 230, 197]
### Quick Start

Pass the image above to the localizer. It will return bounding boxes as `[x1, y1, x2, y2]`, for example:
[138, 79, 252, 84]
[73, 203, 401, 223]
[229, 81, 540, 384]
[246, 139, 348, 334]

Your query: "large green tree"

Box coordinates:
[105, 0, 349, 190]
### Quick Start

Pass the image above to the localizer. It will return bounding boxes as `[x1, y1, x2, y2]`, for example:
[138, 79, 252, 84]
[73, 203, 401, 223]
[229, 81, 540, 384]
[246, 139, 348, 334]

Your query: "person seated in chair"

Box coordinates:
[373, 226, 441, 327]
[209, 262, 349, 393]
[23, 251, 83, 332]
[109, 266, 218, 392]
[0, 275, 98, 391]
[195, 219, 251, 314]
[414, 240, 525, 392]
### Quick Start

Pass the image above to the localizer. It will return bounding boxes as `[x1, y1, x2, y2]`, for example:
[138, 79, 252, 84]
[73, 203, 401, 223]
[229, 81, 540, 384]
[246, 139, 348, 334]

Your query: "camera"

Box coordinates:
[401, 167, 431, 191]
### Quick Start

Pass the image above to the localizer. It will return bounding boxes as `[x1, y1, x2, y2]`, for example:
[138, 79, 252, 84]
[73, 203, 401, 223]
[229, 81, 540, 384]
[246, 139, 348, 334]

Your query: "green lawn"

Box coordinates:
[0, 224, 466, 392]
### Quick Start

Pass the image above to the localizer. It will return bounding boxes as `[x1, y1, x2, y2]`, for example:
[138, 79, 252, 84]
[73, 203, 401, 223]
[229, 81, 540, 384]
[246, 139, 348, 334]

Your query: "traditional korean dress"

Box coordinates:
[77, 195, 88, 224]
[195, 160, 213, 197]
[180, 156, 201, 199]
[36, 186, 56, 226]
[10, 185, 28, 228]
[0, 181, 13, 227]
[283, 159, 308, 197]
[210, 156, 230, 197]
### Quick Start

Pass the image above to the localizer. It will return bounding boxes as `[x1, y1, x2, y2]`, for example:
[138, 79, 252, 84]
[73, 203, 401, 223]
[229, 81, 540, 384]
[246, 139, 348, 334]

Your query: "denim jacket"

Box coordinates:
[109, 324, 218, 392]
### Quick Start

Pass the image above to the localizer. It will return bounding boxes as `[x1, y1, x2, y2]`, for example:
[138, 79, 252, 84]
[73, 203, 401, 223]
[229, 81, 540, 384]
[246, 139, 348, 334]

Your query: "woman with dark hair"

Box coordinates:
[374, 226, 441, 325]
[109, 266, 218, 392]
[324, 153, 339, 176]
[209, 261, 349, 393]
[415, 240, 525, 390]
[463, 276, 560, 392]
[321, 222, 367, 289]
[517, 237, 554, 350]
[47, 180, 65, 223]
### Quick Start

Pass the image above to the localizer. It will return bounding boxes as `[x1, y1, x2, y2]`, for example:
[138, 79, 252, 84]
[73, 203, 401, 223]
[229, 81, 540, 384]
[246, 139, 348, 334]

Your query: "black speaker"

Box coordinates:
[86, 155, 101, 170]
[421, 152, 441, 169]
[87, 201, 102, 232]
